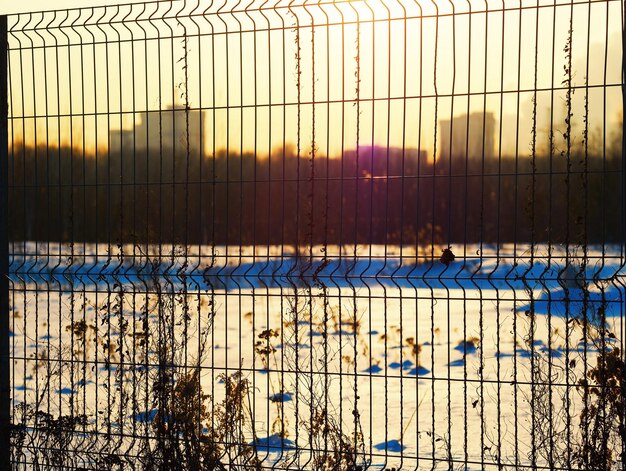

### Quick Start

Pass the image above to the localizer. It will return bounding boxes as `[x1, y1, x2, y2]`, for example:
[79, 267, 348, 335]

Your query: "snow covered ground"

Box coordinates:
[8, 243, 625, 469]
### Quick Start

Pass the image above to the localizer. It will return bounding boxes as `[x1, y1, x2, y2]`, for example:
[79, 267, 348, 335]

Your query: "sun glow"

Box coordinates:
[6, 0, 623, 160]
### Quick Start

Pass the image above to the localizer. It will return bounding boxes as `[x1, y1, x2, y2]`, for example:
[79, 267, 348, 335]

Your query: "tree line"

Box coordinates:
[8, 142, 623, 246]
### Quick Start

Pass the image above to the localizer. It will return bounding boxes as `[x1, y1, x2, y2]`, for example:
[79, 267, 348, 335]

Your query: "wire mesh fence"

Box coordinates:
[2, 0, 625, 469]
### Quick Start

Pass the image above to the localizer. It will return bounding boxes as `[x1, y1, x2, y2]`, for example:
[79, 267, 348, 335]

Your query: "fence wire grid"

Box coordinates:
[2, 0, 626, 469]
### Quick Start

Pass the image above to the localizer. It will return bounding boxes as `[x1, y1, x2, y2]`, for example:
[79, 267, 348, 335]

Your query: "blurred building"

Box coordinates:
[109, 105, 206, 156]
[439, 112, 495, 161]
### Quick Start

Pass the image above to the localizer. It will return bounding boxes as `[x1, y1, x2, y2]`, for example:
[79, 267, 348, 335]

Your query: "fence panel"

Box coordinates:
[4, 1, 626, 469]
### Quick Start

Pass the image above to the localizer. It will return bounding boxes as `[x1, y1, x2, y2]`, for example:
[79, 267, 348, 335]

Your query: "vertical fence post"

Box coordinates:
[622, 1, 626, 461]
[622, 1, 626, 291]
[621, 0, 626, 254]
[0, 14, 9, 471]
[618, 2, 626, 465]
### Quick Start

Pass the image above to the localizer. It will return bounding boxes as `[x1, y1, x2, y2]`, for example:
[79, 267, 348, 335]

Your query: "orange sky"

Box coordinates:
[4, 0, 623, 158]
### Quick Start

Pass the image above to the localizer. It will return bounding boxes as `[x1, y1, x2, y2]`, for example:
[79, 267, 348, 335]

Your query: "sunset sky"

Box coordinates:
[3, 0, 622, 158]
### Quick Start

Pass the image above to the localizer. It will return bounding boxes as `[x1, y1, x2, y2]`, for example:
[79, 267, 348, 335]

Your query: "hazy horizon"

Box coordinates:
[6, 0, 623, 159]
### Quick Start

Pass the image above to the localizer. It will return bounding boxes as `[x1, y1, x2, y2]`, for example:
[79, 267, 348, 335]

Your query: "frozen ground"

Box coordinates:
[8, 243, 625, 469]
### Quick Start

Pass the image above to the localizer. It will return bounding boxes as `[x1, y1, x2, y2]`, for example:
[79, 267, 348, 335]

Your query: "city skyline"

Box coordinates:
[5, 0, 622, 159]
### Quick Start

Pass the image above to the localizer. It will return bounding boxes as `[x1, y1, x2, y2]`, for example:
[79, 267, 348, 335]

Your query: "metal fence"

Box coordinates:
[2, 0, 625, 469]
